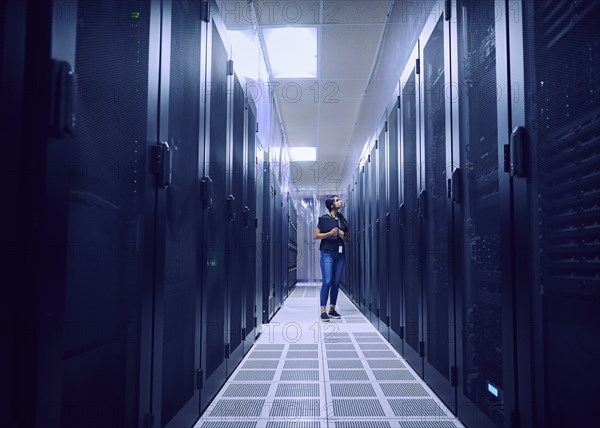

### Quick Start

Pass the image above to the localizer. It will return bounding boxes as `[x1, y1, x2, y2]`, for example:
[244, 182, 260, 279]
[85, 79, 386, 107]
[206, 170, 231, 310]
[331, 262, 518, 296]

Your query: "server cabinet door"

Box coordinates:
[369, 144, 379, 323]
[377, 126, 390, 338]
[359, 167, 367, 312]
[151, 1, 205, 426]
[420, 12, 456, 409]
[387, 95, 403, 353]
[244, 104, 258, 343]
[40, 1, 157, 426]
[400, 46, 424, 377]
[200, 20, 229, 410]
[511, 2, 600, 426]
[454, 1, 508, 426]
[262, 163, 272, 322]
[226, 75, 246, 375]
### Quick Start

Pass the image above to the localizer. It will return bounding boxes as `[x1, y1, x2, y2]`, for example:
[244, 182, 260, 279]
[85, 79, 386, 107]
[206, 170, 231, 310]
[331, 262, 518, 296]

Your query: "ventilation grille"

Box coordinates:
[266, 422, 321, 428]
[331, 399, 385, 417]
[289, 344, 319, 350]
[242, 360, 279, 369]
[199, 422, 258, 428]
[330, 383, 376, 397]
[254, 344, 285, 350]
[326, 351, 359, 359]
[327, 360, 364, 369]
[373, 370, 415, 381]
[233, 370, 276, 381]
[367, 359, 405, 369]
[358, 343, 390, 350]
[398, 422, 458, 428]
[325, 344, 356, 350]
[269, 399, 321, 417]
[355, 337, 384, 343]
[248, 351, 283, 359]
[329, 370, 370, 381]
[223, 384, 271, 397]
[280, 370, 320, 381]
[284, 360, 320, 369]
[380, 383, 429, 397]
[388, 399, 447, 417]
[335, 423, 391, 428]
[275, 383, 320, 397]
[287, 351, 319, 359]
[362, 351, 397, 358]
[209, 399, 265, 417]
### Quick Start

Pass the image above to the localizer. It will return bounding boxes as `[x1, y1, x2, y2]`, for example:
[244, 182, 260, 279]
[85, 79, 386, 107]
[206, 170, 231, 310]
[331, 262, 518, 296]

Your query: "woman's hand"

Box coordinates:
[330, 227, 339, 237]
[337, 229, 345, 239]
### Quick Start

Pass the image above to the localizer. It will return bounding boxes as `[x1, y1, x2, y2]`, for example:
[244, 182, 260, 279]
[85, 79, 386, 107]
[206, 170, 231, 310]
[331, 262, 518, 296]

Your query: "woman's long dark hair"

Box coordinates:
[325, 195, 349, 230]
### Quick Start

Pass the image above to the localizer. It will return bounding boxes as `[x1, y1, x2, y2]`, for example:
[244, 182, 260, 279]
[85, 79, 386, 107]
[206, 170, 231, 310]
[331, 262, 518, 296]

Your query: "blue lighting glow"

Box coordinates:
[487, 382, 499, 397]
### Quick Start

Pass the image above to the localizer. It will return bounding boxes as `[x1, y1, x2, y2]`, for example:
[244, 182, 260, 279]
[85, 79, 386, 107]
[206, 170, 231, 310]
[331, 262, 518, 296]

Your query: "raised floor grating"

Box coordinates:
[380, 383, 429, 397]
[199, 422, 258, 428]
[289, 344, 319, 350]
[358, 343, 391, 350]
[353, 332, 380, 336]
[330, 383, 376, 397]
[276, 383, 320, 397]
[209, 399, 265, 417]
[367, 359, 405, 369]
[388, 399, 447, 417]
[344, 319, 368, 323]
[269, 399, 320, 417]
[362, 350, 397, 358]
[398, 423, 458, 428]
[242, 360, 279, 369]
[335, 423, 391, 428]
[233, 370, 276, 381]
[355, 337, 384, 343]
[325, 344, 356, 350]
[329, 370, 370, 381]
[280, 370, 320, 381]
[284, 359, 320, 369]
[373, 370, 415, 381]
[254, 344, 285, 350]
[331, 399, 385, 417]
[325, 351, 359, 358]
[287, 351, 319, 359]
[266, 423, 321, 428]
[327, 360, 363, 369]
[248, 351, 283, 359]
[324, 337, 353, 343]
[223, 384, 271, 397]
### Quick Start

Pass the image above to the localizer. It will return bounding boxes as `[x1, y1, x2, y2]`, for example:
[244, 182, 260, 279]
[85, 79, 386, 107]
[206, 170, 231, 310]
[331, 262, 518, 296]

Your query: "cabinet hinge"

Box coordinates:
[227, 59, 234, 76]
[201, 0, 210, 22]
[397, 95, 401, 108]
[200, 176, 212, 209]
[224, 343, 230, 359]
[416, 58, 420, 75]
[399, 326, 405, 339]
[444, 0, 451, 21]
[384, 121, 388, 132]
[241, 326, 246, 337]
[510, 126, 527, 177]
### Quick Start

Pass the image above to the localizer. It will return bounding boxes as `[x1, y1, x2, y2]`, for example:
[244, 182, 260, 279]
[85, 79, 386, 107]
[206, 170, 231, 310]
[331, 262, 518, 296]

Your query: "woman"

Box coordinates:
[314, 195, 349, 322]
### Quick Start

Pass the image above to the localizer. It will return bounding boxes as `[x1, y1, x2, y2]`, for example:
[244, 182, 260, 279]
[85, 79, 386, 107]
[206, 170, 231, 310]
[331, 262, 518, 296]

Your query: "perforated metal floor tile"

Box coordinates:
[327, 359, 364, 369]
[355, 337, 385, 343]
[372, 370, 415, 381]
[325, 344, 356, 350]
[287, 351, 319, 359]
[280, 370, 320, 381]
[234, 370, 277, 381]
[367, 359, 405, 369]
[380, 383, 429, 397]
[269, 399, 321, 417]
[330, 383, 376, 397]
[275, 383, 320, 397]
[388, 399, 447, 417]
[398, 422, 458, 428]
[223, 383, 271, 397]
[335, 422, 391, 428]
[353, 332, 380, 337]
[362, 350, 397, 358]
[248, 351, 283, 359]
[289, 344, 319, 350]
[328, 370, 370, 381]
[266, 421, 321, 428]
[198, 422, 258, 428]
[344, 317, 368, 323]
[242, 360, 279, 369]
[284, 359, 320, 369]
[209, 399, 265, 417]
[254, 344, 286, 350]
[358, 343, 391, 350]
[325, 351, 359, 358]
[331, 399, 385, 417]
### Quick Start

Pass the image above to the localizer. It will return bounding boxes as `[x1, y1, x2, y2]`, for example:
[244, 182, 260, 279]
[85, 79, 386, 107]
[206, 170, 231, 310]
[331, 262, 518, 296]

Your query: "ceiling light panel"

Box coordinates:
[263, 27, 317, 78]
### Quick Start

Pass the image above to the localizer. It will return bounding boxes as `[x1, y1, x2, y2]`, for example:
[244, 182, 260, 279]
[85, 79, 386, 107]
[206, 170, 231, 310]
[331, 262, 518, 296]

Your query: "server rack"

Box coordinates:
[510, 1, 600, 426]
[399, 42, 424, 378]
[368, 143, 379, 323]
[419, 9, 456, 410]
[387, 90, 403, 354]
[377, 123, 390, 339]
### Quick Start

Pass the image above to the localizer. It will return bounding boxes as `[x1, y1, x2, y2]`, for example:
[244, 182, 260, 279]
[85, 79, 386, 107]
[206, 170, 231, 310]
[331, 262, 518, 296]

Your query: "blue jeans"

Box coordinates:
[319, 250, 346, 307]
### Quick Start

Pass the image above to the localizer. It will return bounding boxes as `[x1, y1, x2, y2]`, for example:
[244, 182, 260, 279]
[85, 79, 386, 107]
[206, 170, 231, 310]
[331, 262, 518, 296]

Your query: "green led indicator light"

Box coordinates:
[131, 11, 140, 19]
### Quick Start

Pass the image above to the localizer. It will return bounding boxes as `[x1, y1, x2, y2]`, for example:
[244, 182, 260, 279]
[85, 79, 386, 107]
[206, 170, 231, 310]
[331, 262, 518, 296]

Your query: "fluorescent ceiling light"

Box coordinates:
[290, 147, 316, 162]
[263, 27, 317, 78]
